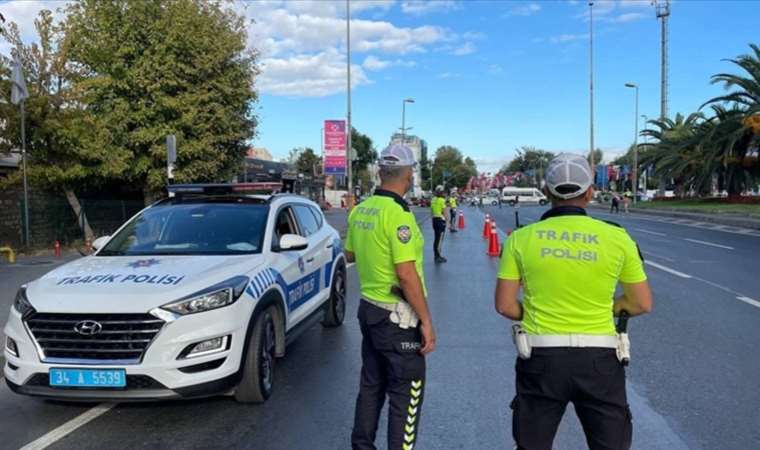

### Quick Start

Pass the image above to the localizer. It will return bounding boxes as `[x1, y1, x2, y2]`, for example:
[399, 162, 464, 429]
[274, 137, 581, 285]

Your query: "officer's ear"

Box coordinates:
[584, 186, 595, 202]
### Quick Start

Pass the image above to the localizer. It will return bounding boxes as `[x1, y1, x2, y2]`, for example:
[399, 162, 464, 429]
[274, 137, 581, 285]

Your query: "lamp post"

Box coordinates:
[625, 82, 639, 203]
[401, 98, 415, 143]
[346, 0, 353, 206]
[588, 1, 595, 175]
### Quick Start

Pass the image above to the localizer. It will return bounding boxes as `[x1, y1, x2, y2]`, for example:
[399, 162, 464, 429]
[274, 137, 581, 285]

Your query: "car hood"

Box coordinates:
[25, 255, 264, 313]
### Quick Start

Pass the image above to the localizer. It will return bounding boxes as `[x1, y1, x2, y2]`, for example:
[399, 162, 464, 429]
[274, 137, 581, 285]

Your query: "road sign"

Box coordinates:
[324, 120, 346, 175]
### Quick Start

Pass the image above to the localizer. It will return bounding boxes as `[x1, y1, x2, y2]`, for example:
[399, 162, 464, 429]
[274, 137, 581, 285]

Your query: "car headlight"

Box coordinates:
[161, 276, 249, 316]
[13, 286, 35, 318]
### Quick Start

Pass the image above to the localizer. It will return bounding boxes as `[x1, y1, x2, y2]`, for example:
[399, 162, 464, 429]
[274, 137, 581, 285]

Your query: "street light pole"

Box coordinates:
[588, 1, 595, 176]
[346, 0, 353, 205]
[625, 83, 639, 203]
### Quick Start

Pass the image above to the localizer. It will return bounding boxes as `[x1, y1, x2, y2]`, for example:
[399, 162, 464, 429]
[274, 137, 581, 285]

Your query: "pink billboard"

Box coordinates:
[324, 120, 346, 175]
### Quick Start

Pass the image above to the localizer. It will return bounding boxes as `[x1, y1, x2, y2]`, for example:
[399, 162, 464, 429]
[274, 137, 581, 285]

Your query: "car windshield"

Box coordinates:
[98, 201, 269, 256]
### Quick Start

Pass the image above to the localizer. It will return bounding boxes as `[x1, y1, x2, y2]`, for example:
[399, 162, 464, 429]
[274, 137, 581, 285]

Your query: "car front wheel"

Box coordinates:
[322, 267, 346, 328]
[235, 306, 277, 403]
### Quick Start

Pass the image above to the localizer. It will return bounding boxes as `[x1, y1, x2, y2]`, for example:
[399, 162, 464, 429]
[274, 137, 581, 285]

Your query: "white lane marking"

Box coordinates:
[737, 296, 760, 309]
[641, 250, 675, 262]
[644, 261, 693, 278]
[20, 403, 116, 450]
[683, 238, 734, 250]
[632, 228, 666, 237]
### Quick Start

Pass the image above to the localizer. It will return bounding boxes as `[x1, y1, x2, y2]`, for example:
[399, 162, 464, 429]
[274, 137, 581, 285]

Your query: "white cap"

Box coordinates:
[435, 185, 444, 192]
[378, 144, 417, 167]
[545, 153, 593, 200]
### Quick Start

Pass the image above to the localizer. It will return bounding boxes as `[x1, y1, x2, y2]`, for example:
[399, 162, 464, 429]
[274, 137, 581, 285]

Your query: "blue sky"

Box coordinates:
[3, 1, 759, 172]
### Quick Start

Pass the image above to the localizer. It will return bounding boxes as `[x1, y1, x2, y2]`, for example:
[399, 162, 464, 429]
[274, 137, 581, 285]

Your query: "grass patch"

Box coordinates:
[633, 200, 760, 218]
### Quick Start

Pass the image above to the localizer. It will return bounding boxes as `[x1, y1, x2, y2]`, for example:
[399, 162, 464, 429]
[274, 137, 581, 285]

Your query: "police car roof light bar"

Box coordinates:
[167, 183, 282, 198]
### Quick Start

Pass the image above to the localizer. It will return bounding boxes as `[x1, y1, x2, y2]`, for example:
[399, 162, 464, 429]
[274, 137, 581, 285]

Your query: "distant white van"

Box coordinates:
[501, 187, 548, 206]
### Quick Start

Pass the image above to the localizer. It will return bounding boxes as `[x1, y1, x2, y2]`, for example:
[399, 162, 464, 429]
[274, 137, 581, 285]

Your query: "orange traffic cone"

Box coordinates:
[482, 214, 491, 239]
[458, 211, 465, 230]
[487, 222, 501, 257]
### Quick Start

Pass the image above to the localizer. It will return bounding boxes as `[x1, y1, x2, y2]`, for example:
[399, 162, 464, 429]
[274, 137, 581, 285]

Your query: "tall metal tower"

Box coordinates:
[654, 0, 670, 119]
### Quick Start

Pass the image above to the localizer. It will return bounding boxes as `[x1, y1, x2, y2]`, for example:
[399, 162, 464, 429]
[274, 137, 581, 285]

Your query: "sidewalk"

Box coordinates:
[588, 203, 760, 230]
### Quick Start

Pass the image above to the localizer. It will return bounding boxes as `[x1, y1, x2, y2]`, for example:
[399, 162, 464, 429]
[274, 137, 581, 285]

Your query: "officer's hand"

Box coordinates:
[420, 321, 436, 355]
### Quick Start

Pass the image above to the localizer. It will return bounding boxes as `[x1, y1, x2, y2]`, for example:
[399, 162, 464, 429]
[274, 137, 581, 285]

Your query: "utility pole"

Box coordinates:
[588, 2, 596, 177]
[625, 83, 639, 203]
[654, 0, 670, 196]
[400, 98, 415, 142]
[346, 0, 353, 206]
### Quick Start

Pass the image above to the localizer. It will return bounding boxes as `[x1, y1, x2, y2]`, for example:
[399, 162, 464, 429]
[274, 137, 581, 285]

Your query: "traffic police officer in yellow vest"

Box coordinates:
[347, 144, 436, 450]
[494, 153, 653, 450]
[447, 189, 458, 232]
[430, 186, 448, 263]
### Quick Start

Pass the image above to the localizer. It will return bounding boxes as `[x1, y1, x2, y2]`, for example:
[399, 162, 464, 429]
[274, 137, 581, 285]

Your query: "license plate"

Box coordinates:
[49, 368, 126, 388]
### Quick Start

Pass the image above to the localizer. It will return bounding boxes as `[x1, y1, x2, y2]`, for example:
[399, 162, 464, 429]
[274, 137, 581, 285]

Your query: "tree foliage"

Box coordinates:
[501, 146, 554, 187]
[294, 147, 320, 175]
[62, 0, 258, 200]
[432, 145, 477, 189]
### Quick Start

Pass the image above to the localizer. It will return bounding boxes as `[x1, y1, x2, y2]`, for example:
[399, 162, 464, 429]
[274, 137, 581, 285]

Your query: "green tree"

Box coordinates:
[432, 145, 476, 189]
[63, 0, 258, 202]
[294, 147, 321, 175]
[502, 146, 554, 187]
[700, 44, 760, 198]
[639, 113, 707, 196]
[0, 10, 125, 239]
[350, 127, 376, 190]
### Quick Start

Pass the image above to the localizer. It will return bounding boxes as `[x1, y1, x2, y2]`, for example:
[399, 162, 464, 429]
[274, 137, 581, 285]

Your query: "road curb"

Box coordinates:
[588, 204, 760, 230]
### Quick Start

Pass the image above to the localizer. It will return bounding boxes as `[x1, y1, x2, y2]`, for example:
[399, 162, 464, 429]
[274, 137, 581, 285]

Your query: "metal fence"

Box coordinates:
[0, 190, 145, 249]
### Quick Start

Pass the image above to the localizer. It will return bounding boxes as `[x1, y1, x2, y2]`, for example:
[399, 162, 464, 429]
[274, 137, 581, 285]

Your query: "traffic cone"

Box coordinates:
[458, 211, 465, 230]
[487, 222, 501, 257]
[482, 214, 491, 239]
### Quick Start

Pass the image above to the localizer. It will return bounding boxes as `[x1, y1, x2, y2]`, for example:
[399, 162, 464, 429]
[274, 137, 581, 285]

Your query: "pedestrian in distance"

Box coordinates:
[431, 185, 448, 263]
[346, 144, 436, 450]
[495, 153, 653, 450]
[610, 193, 620, 214]
[623, 190, 632, 214]
[448, 188, 459, 233]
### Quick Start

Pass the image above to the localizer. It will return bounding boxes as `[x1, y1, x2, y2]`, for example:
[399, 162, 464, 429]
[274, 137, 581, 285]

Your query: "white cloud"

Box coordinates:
[363, 55, 391, 71]
[549, 33, 589, 44]
[437, 72, 460, 79]
[451, 42, 476, 56]
[0, 0, 67, 56]
[505, 3, 542, 17]
[609, 12, 647, 23]
[258, 49, 370, 97]
[401, 1, 459, 16]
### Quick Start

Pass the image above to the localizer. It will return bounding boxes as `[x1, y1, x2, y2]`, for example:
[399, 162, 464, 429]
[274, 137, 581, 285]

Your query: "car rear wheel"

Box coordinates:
[539, 199, 548, 206]
[322, 267, 346, 328]
[235, 306, 276, 403]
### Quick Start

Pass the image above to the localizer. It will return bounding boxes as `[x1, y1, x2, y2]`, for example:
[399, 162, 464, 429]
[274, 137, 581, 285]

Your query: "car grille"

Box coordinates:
[26, 373, 167, 390]
[25, 313, 165, 363]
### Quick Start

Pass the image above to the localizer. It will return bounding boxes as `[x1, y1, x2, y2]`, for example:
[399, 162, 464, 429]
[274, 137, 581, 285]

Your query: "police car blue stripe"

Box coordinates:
[255, 275, 266, 293]
[263, 270, 273, 285]
[250, 281, 261, 298]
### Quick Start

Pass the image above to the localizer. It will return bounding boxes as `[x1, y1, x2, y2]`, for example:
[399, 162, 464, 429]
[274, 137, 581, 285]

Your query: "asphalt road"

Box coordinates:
[0, 205, 757, 449]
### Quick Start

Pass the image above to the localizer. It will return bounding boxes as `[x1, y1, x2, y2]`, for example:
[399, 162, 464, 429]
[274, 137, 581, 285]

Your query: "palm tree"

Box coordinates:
[639, 113, 706, 196]
[701, 44, 760, 198]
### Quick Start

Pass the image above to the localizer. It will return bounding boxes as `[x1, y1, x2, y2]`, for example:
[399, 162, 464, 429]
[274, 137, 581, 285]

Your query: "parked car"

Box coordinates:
[4, 184, 347, 403]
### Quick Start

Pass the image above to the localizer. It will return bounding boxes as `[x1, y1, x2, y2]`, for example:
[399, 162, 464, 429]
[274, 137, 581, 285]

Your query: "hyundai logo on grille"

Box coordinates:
[73, 320, 103, 336]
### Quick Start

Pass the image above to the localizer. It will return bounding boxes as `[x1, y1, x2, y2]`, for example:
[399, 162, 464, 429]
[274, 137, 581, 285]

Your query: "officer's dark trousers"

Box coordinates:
[352, 301, 426, 450]
[511, 348, 632, 450]
[449, 209, 457, 229]
[432, 218, 446, 258]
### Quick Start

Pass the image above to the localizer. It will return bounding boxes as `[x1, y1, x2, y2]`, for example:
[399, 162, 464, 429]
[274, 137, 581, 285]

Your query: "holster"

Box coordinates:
[511, 323, 532, 360]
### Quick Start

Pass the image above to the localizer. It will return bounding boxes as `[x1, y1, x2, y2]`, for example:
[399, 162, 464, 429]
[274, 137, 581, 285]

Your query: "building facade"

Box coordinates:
[389, 133, 427, 197]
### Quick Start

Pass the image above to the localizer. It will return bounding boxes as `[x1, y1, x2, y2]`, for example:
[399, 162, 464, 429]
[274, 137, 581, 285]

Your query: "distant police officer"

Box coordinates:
[448, 189, 458, 232]
[347, 144, 437, 450]
[494, 153, 653, 450]
[430, 186, 448, 263]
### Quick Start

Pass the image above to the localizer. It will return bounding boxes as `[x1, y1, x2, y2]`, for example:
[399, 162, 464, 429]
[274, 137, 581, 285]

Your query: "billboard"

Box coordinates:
[324, 120, 346, 175]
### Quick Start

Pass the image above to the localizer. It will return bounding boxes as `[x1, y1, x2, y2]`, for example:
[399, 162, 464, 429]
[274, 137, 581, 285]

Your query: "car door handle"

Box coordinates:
[306, 257, 315, 263]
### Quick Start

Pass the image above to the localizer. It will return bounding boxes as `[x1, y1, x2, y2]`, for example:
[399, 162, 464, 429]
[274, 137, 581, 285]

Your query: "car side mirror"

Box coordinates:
[278, 234, 308, 252]
[91, 236, 110, 251]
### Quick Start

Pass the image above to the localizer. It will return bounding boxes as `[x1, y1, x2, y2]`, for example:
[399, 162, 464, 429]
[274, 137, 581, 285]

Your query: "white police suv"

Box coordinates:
[4, 184, 347, 403]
